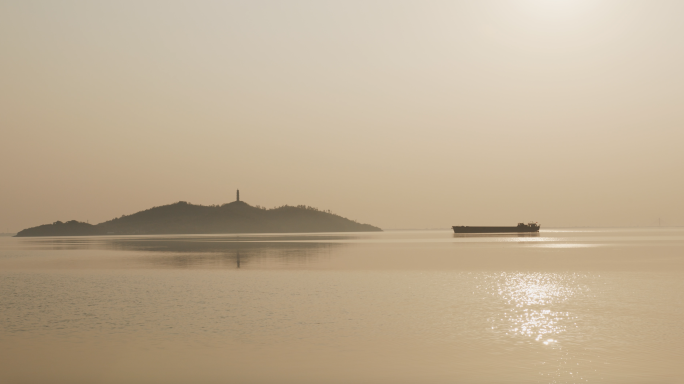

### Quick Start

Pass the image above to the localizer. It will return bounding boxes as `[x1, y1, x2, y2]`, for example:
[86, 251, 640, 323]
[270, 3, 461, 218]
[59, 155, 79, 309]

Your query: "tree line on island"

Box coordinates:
[15, 200, 382, 237]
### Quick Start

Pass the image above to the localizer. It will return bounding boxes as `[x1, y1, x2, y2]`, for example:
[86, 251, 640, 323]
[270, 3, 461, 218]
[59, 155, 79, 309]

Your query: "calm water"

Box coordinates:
[1, 229, 683, 383]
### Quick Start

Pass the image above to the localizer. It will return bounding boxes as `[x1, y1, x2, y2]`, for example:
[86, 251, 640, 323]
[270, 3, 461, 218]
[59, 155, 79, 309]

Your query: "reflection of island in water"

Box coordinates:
[109, 235, 345, 269]
[18, 234, 350, 269]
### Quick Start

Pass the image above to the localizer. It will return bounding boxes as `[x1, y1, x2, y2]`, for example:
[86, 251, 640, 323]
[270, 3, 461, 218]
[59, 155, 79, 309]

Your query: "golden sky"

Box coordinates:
[1, 1, 683, 230]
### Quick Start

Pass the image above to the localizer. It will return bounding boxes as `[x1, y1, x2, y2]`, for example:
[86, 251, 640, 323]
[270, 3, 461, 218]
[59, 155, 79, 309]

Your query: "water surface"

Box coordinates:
[1, 229, 683, 383]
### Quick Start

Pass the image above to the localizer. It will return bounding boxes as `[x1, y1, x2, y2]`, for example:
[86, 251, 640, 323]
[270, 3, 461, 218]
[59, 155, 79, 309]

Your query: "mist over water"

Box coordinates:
[3, 2, 684, 383]
[1, 229, 683, 383]
[3, 1, 684, 231]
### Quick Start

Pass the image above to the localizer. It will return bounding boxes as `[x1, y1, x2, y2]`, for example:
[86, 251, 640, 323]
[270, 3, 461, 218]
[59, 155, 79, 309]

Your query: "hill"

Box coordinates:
[15, 220, 105, 237]
[15, 201, 382, 237]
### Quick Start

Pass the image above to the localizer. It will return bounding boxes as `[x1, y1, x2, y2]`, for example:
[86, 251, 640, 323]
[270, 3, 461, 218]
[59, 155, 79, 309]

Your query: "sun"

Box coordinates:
[520, 0, 595, 21]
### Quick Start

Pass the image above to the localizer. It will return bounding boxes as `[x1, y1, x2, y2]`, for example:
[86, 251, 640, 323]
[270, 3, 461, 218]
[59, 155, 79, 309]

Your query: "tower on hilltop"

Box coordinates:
[236, 189, 240, 202]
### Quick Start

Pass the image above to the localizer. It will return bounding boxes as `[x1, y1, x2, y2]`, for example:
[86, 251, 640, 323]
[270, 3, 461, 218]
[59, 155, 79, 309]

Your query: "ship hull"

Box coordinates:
[452, 226, 540, 233]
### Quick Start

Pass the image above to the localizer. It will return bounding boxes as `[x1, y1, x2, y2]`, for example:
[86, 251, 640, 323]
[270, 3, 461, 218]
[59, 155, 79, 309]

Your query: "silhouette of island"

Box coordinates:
[15, 200, 382, 237]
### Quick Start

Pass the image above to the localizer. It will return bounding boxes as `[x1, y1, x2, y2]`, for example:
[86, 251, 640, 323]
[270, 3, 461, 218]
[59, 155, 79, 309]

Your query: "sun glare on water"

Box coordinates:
[482, 272, 585, 343]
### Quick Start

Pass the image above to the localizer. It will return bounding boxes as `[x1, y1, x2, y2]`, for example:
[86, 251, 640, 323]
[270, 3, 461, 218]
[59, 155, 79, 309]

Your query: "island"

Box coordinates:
[15, 199, 382, 237]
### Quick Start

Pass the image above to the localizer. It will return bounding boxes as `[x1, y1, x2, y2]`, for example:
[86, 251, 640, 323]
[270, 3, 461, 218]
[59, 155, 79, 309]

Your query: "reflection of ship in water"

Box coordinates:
[452, 232, 540, 238]
[452, 222, 540, 234]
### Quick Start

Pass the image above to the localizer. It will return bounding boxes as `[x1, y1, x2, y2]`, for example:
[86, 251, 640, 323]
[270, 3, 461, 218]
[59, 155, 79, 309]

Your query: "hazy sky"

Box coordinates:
[1, 0, 683, 231]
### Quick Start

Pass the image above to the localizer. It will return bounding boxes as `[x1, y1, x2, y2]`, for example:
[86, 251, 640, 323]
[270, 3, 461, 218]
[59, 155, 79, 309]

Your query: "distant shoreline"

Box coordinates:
[383, 226, 682, 231]
[15, 200, 382, 237]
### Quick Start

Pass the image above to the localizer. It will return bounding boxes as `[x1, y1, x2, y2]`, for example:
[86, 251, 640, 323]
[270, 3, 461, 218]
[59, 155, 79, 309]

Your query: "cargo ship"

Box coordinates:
[452, 222, 540, 233]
